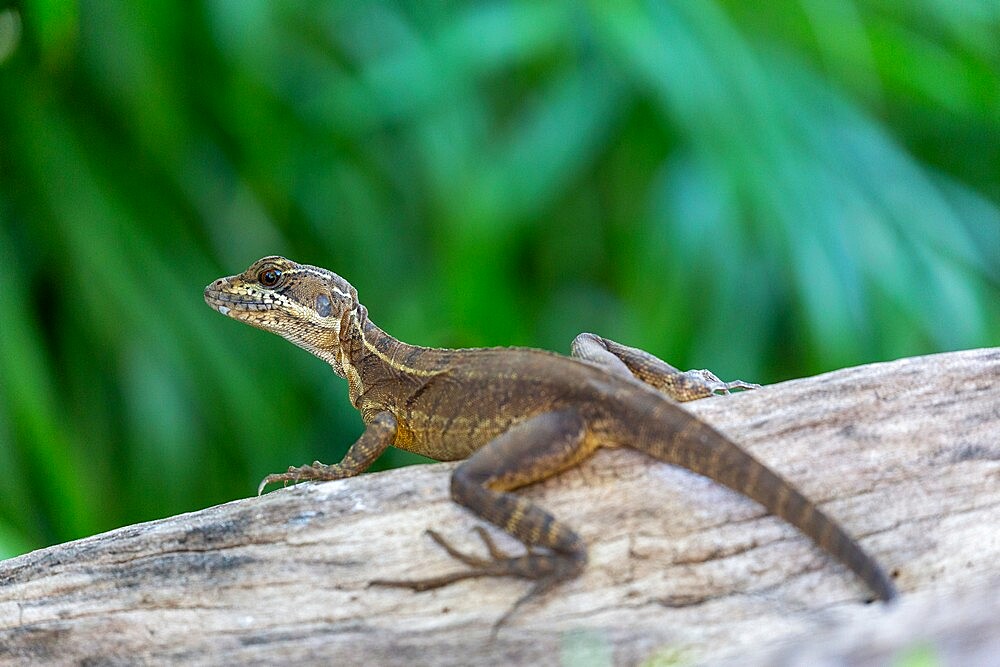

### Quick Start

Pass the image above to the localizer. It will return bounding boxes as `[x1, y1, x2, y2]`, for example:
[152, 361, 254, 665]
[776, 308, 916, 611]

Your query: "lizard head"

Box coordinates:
[204, 256, 358, 367]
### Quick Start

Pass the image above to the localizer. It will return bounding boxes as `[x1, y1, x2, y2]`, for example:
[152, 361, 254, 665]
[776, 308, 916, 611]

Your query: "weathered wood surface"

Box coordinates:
[1, 348, 998, 666]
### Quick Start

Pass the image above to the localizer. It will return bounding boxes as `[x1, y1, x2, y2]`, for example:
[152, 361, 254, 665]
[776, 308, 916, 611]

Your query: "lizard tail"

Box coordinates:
[639, 411, 898, 602]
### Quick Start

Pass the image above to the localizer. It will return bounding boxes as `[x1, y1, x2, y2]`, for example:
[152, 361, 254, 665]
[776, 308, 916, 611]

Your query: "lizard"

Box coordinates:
[204, 255, 898, 622]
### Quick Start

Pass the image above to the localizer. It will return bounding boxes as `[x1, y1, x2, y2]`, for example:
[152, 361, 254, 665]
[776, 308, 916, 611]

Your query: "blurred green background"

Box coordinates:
[0, 1, 997, 558]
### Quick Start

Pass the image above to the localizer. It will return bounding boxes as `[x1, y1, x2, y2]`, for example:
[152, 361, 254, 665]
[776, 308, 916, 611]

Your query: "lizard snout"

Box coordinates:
[204, 278, 235, 316]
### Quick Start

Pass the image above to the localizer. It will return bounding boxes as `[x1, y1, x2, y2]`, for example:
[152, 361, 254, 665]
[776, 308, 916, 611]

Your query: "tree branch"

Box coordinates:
[1, 349, 998, 665]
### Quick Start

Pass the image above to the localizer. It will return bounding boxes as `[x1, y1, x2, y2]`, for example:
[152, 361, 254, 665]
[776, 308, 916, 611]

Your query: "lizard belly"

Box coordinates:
[394, 410, 522, 461]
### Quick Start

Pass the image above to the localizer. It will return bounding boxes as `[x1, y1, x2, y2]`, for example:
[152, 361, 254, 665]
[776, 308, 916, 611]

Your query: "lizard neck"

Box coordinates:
[337, 304, 432, 417]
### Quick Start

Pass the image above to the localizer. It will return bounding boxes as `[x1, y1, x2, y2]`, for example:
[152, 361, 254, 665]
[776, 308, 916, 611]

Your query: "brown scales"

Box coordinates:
[205, 256, 898, 629]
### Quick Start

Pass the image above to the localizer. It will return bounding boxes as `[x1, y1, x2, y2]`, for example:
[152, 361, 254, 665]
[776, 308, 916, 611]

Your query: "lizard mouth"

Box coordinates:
[203, 288, 273, 316]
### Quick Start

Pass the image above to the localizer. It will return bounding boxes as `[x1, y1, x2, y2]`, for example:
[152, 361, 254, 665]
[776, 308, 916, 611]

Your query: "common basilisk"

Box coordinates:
[205, 256, 897, 620]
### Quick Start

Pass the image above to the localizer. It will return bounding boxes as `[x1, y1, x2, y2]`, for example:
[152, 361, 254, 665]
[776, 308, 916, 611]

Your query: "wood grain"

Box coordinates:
[1, 348, 998, 665]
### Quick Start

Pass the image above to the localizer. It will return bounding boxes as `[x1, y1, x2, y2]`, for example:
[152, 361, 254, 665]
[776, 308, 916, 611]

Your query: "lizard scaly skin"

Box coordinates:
[205, 256, 898, 624]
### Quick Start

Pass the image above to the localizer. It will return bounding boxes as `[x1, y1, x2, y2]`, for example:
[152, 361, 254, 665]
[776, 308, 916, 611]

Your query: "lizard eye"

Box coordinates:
[258, 268, 282, 287]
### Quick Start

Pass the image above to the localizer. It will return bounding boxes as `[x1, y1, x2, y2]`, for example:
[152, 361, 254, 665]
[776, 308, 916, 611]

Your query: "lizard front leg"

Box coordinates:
[372, 409, 600, 628]
[258, 410, 396, 494]
[571, 333, 759, 401]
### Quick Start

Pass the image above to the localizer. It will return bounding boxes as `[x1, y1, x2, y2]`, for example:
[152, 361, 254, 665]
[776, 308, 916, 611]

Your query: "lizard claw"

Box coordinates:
[257, 474, 290, 496]
[257, 465, 306, 495]
[690, 369, 761, 395]
[370, 527, 511, 591]
[370, 526, 583, 636]
[257, 461, 350, 495]
[489, 575, 562, 641]
[714, 379, 762, 394]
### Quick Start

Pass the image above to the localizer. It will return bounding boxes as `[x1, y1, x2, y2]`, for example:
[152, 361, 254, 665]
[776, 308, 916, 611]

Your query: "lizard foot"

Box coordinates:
[687, 369, 761, 395]
[257, 461, 351, 495]
[370, 526, 582, 637]
[370, 527, 541, 589]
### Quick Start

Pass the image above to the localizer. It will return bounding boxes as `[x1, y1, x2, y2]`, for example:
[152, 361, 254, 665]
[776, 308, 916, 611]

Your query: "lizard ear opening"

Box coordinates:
[316, 293, 332, 318]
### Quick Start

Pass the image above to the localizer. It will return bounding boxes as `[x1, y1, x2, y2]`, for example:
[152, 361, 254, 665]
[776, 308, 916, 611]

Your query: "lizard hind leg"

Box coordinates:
[371, 409, 599, 632]
[571, 333, 760, 401]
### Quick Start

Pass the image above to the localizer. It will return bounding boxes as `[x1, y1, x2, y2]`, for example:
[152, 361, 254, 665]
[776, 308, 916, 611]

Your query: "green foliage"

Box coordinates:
[892, 643, 941, 667]
[0, 1, 997, 555]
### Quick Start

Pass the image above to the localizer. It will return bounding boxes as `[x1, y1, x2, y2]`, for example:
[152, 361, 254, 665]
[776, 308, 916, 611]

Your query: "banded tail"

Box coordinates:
[642, 410, 897, 602]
